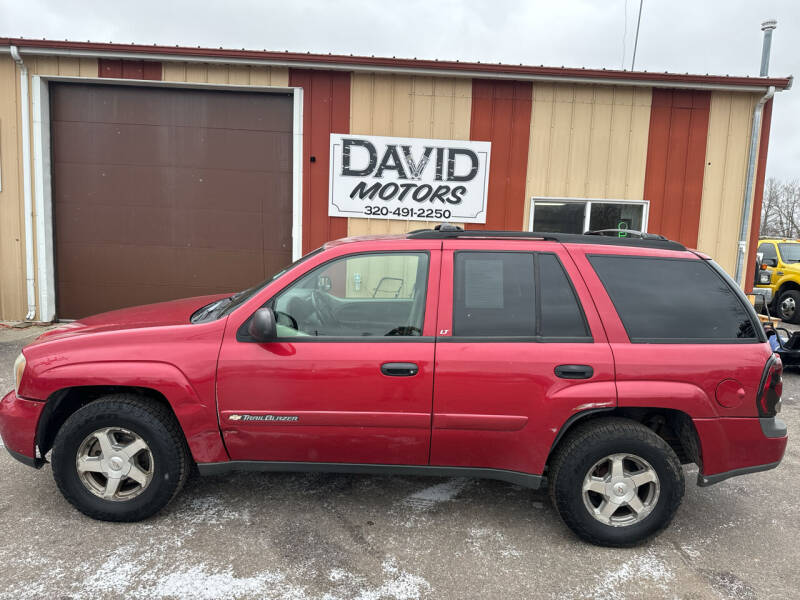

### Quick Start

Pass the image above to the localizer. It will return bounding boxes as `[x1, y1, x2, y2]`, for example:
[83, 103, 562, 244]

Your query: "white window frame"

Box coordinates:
[528, 197, 650, 234]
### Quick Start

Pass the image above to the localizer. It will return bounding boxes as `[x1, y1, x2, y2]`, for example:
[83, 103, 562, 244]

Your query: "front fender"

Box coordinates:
[21, 361, 228, 463]
[774, 274, 800, 296]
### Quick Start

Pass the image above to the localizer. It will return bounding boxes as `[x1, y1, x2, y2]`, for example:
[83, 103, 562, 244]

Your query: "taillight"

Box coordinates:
[757, 354, 783, 418]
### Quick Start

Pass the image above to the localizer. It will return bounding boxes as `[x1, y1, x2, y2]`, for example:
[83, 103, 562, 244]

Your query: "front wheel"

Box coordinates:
[777, 290, 800, 324]
[51, 395, 190, 521]
[548, 418, 684, 547]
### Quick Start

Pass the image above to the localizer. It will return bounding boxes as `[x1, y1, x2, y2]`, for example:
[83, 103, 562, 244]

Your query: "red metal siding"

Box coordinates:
[98, 59, 162, 80]
[467, 80, 532, 230]
[643, 89, 711, 247]
[289, 69, 350, 253]
[744, 98, 774, 291]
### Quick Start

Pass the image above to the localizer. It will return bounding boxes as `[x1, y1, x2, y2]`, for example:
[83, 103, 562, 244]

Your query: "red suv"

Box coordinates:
[0, 226, 787, 546]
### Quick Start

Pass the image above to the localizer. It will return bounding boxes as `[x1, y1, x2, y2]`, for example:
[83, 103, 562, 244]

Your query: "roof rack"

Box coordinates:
[584, 228, 668, 240]
[406, 225, 686, 251]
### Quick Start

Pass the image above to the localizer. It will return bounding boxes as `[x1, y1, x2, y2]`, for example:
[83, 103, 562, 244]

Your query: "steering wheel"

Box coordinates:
[310, 290, 338, 326]
[274, 310, 299, 330]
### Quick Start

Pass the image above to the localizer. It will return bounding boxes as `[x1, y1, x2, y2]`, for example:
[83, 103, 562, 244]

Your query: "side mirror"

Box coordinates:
[248, 307, 277, 342]
[763, 258, 778, 268]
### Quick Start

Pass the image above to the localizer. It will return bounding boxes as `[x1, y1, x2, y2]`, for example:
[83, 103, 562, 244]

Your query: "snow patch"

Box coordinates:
[567, 552, 674, 600]
[353, 559, 431, 600]
[680, 544, 701, 559]
[466, 527, 521, 559]
[180, 495, 251, 525]
[402, 478, 470, 511]
[147, 565, 289, 600]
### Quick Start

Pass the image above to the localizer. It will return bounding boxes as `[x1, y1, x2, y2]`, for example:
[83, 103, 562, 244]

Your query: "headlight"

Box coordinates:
[759, 271, 772, 284]
[13, 353, 26, 395]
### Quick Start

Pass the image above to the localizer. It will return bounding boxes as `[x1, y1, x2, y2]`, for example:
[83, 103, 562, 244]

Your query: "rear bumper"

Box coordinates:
[694, 416, 787, 486]
[0, 391, 46, 468]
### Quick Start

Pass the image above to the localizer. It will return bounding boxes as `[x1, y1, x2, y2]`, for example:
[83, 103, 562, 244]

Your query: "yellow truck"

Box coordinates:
[755, 238, 800, 323]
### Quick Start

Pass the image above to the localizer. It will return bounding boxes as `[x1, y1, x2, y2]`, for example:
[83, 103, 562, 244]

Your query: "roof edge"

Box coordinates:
[0, 38, 792, 91]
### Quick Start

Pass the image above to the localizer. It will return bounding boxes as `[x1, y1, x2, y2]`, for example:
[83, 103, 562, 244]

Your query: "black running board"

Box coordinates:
[197, 460, 545, 489]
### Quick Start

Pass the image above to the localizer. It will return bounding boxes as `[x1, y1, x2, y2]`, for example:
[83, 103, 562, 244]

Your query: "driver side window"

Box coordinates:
[759, 243, 778, 262]
[272, 252, 429, 338]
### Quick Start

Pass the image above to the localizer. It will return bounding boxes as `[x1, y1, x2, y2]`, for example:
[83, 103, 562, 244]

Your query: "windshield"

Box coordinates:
[778, 243, 800, 263]
[190, 247, 325, 323]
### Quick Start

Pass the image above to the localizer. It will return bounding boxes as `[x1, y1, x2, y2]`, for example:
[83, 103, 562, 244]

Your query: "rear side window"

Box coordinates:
[454, 252, 535, 336]
[453, 252, 590, 340]
[538, 254, 589, 338]
[588, 255, 758, 343]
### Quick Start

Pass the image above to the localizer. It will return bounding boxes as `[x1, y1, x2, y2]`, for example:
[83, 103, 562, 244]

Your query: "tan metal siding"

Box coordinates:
[0, 56, 25, 319]
[523, 84, 651, 229]
[698, 92, 759, 274]
[162, 62, 289, 86]
[347, 73, 472, 236]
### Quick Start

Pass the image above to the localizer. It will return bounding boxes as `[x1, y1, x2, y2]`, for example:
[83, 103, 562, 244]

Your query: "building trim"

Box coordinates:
[292, 87, 304, 261]
[744, 98, 773, 291]
[29, 74, 302, 321]
[0, 39, 791, 93]
[32, 77, 55, 321]
[9, 46, 36, 320]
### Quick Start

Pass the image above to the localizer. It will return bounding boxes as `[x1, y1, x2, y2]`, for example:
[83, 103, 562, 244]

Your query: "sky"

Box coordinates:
[2, 0, 797, 181]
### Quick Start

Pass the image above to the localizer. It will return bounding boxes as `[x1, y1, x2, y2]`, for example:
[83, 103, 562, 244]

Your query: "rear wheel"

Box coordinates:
[51, 394, 190, 521]
[777, 290, 800, 323]
[548, 418, 684, 547]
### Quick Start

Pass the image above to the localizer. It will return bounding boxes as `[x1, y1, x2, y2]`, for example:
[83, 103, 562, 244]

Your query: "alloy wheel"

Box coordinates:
[582, 453, 660, 527]
[75, 427, 154, 501]
[781, 296, 796, 320]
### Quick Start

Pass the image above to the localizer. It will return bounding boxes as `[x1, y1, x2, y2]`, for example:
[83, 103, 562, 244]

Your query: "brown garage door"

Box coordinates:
[50, 82, 293, 319]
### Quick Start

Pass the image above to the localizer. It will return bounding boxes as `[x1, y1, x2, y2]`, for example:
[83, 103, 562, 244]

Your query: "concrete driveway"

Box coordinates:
[0, 325, 797, 599]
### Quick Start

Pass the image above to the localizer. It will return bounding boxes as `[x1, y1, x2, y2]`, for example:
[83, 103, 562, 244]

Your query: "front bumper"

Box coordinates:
[752, 286, 773, 303]
[694, 416, 787, 486]
[0, 390, 46, 468]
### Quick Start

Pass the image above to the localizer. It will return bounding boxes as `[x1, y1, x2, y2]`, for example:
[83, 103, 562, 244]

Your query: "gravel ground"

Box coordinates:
[0, 324, 798, 600]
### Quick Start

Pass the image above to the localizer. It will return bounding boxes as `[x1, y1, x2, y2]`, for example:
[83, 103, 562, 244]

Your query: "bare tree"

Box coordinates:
[761, 178, 800, 238]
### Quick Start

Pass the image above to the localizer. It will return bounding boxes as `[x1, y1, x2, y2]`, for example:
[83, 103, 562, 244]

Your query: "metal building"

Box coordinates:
[0, 39, 792, 321]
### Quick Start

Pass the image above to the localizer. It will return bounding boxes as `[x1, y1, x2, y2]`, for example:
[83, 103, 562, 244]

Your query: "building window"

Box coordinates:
[529, 198, 649, 236]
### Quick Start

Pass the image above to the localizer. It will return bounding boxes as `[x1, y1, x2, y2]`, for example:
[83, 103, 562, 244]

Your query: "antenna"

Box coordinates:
[630, 0, 644, 70]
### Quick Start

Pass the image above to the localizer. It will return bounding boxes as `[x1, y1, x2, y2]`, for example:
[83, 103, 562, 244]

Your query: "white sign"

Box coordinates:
[328, 134, 491, 223]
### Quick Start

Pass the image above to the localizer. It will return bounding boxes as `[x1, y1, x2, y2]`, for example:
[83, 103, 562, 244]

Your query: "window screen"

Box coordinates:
[454, 253, 535, 336]
[539, 254, 590, 338]
[588, 255, 758, 342]
[453, 252, 589, 339]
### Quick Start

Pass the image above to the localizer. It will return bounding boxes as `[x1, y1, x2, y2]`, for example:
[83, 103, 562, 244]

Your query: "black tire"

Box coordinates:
[548, 417, 684, 547]
[51, 394, 190, 522]
[777, 290, 800, 324]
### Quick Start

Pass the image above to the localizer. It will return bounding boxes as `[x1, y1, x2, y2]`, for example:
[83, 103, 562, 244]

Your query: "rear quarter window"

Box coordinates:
[588, 255, 759, 343]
